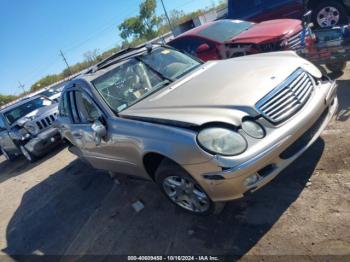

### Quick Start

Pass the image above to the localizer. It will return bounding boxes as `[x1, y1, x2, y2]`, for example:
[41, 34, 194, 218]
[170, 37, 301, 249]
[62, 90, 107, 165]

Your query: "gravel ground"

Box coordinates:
[0, 68, 349, 261]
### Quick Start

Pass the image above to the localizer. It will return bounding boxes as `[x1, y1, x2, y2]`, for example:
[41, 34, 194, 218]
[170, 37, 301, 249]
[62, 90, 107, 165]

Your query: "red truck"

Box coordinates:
[168, 19, 304, 61]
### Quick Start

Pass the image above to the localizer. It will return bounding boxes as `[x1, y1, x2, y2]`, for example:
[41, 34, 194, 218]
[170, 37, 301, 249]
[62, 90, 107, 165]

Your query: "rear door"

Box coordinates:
[257, 0, 304, 21]
[228, 0, 304, 22]
[228, 0, 263, 21]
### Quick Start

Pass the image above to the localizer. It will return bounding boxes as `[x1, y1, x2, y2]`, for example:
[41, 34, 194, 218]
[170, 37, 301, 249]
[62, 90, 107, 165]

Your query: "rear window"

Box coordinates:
[197, 20, 253, 42]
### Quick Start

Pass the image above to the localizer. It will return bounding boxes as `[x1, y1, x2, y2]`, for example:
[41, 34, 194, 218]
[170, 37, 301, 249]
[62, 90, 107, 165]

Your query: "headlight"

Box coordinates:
[24, 122, 39, 135]
[242, 120, 265, 139]
[197, 127, 247, 156]
[9, 128, 31, 141]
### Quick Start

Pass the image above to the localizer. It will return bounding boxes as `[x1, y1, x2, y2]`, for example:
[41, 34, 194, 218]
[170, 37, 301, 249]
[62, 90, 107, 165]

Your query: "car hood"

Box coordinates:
[120, 51, 321, 127]
[230, 19, 302, 44]
[15, 103, 58, 127]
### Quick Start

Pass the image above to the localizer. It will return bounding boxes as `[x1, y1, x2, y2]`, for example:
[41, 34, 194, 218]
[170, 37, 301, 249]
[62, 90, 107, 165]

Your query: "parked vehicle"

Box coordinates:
[168, 19, 304, 61]
[57, 44, 337, 214]
[0, 95, 61, 162]
[37, 84, 64, 102]
[227, 0, 350, 28]
[299, 23, 350, 72]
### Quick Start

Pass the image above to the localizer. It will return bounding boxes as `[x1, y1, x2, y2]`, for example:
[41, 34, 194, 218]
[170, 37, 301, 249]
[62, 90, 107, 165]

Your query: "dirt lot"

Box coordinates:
[0, 68, 349, 261]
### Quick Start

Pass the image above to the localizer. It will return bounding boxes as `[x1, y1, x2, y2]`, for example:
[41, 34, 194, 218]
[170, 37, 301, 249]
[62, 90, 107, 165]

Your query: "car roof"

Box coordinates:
[74, 43, 164, 83]
[0, 95, 44, 113]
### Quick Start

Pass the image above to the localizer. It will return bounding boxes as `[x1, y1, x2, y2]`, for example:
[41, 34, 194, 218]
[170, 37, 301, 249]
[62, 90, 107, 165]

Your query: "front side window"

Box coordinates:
[59, 92, 70, 117]
[75, 92, 101, 123]
[4, 97, 53, 125]
[92, 47, 201, 114]
[197, 20, 253, 42]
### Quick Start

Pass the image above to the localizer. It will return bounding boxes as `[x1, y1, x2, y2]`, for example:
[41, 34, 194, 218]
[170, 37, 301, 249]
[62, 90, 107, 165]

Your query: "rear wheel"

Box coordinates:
[312, 1, 349, 28]
[155, 159, 225, 215]
[20, 145, 36, 163]
[326, 61, 347, 73]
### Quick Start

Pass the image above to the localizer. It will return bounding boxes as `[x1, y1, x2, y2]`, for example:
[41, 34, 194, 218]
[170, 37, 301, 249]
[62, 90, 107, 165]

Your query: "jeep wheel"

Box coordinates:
[313, 1, 349, 28]
[326, 61, 347, 73]
[20, 146, 36, 163]
[1, 147, 16, 161]
[155, 159, 225, 215]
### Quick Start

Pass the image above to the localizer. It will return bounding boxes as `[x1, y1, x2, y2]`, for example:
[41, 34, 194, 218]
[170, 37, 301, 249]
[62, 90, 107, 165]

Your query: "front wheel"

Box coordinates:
[1, 147, 16, 161]
[20, 145, 36, 163]
[326, 61, 347, 73]
[155, 159, 225, 215]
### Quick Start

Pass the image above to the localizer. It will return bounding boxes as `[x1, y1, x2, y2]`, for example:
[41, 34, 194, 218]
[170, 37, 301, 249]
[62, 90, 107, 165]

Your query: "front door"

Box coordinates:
[62, 89, 138, 175]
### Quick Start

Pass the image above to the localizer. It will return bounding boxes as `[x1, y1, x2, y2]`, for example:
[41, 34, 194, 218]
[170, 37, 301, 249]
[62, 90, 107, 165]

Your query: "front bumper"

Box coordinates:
[185, 80, 338, 202]
[24, 128, 61, 157]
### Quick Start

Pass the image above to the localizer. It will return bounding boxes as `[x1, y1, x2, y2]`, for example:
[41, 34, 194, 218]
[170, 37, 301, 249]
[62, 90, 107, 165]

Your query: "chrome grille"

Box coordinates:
[287, 31, 302, 50]
[256, 69, 315, 124]
[36, 113, 57, 130]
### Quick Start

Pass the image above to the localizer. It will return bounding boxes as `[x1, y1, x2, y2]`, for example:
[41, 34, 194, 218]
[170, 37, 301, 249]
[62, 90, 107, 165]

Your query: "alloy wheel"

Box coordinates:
[317, 6, 340, 27]
[162, 176, 210, 213]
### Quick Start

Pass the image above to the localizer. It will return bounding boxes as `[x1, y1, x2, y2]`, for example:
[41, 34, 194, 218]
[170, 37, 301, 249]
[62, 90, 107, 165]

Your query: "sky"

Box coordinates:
[0, 0, 220, 96]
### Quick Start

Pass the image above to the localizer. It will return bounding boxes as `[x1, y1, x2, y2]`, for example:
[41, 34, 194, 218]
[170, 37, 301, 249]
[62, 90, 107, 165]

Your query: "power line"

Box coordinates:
[59, 50, 72, 76]
[160, 0, 174, 33]
[17, 81, 26, 93]
[11, 0, 218, 95]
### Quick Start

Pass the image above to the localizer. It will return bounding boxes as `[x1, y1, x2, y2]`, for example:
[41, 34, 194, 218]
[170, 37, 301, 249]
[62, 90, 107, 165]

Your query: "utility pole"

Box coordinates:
[160, 0, 174, 35]
[59, 49, 72, 76]
[18, 81, 25, 94]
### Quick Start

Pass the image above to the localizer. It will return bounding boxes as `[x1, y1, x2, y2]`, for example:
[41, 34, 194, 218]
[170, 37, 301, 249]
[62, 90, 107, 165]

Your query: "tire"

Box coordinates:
[326, 61, 347, 73]
[312, 1, 349, 28]
[20, 145, 36, 163]
[1, 147, 16, 161]
[155, 159, 225, 215]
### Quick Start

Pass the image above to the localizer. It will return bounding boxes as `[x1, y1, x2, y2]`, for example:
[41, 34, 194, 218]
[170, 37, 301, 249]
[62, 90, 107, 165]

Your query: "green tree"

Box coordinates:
[0, 94, 17, 107]
[118, 0, 161, 41]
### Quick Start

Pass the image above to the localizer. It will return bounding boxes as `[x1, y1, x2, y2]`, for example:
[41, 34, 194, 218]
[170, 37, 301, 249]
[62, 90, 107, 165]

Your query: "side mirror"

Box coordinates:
[91, 120, 107, 145]
[196, 43, 211, 54]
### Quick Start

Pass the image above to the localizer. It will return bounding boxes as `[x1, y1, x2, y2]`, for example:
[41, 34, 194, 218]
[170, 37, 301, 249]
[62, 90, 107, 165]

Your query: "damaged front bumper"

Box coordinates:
[185, 80, 338, 202]
[23, 128, 61, 157]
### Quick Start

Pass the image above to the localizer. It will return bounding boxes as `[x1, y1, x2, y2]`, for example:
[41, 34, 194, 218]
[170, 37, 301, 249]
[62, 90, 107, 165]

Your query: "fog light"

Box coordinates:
[50, 137, 55, 143]
[244, 174, 259, 187]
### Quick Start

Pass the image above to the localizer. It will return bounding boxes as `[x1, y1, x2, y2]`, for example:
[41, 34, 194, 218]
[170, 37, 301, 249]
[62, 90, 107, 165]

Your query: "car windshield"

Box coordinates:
[4, 97, 53, 125]
[197, 20, 253, 42]
[92, 47, 201, 113]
